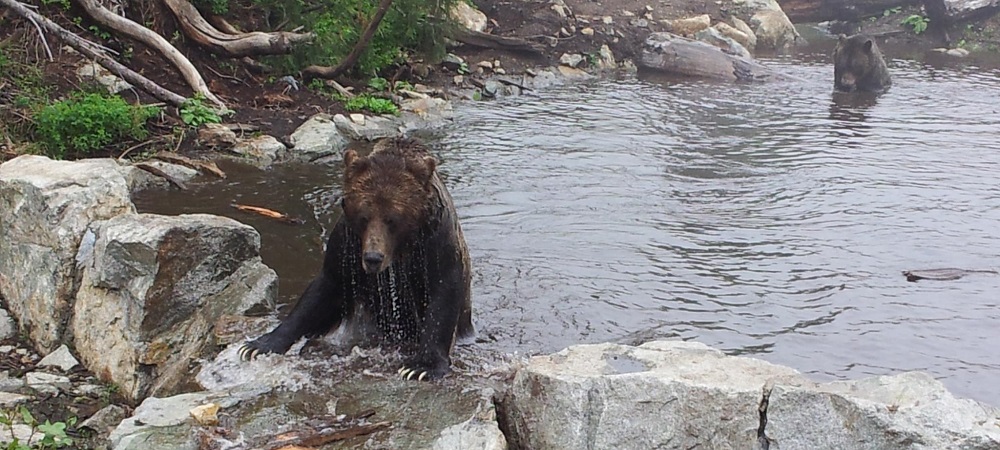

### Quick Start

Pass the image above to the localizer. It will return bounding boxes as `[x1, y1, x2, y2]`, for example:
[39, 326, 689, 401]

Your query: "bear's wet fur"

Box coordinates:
[239, 137, 473, 381]
[833, 34, 892, 93]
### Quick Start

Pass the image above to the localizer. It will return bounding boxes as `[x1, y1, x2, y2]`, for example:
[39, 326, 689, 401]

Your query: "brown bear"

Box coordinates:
[239, 137, 474, 381]
[833, 34, 892, 93]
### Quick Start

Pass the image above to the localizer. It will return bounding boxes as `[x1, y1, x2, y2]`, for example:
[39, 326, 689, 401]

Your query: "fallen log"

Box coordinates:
[161, 0, 314, 57]
[779, 0, 920, 22]
[638, 32, 790, 82]
[450, 28, 548, 55]
[0, 0, 189, 107]
[75, 0, 226, 109]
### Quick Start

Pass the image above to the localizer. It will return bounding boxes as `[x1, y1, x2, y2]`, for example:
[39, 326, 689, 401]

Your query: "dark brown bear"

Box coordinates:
[833, 34, 892, 93]
[239, 137, 473, 381]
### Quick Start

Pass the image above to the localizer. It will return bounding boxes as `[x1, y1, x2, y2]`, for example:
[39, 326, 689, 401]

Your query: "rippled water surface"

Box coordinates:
[136, 46, 1000, 404]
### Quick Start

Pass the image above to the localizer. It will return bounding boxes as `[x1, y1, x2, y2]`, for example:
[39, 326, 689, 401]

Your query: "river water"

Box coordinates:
[135, 38, 1000, 405]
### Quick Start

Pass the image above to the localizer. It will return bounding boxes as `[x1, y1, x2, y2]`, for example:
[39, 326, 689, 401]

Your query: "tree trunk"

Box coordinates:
[161, 0, 315, 57]
[639, 32, 791, 82]
[75, 0, 226, 109]
[779, 0, 920, 22]
[0, 0, 189, 107]
[301, 0, 394, 80]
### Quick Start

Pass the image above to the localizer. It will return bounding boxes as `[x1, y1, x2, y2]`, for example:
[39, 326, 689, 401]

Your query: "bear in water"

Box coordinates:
[833, 34, 892, 93]
[239, 137, 473, 381]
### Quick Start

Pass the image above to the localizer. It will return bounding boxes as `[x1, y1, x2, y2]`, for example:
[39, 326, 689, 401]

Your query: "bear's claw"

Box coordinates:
[398, 367, 431, 381]
[238, 344, 261, 361]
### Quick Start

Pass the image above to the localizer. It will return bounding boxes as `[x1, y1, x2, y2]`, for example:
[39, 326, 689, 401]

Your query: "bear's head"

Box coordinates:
[341, 148, 438, 274]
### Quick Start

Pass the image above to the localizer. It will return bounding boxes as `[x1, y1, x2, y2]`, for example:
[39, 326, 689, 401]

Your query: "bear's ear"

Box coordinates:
[863, 39, 874, 53]
[410, 155, 438, 184]
[343, 149, 360, 169]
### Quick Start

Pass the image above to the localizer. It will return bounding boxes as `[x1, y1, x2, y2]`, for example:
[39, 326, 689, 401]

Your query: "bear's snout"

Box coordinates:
[363, 251, 386, 273]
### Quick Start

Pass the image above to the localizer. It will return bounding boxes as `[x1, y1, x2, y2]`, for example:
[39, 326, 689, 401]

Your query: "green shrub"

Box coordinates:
[253, 0, 459, 75]
[33, 93, 160, 158]
[344, 94, 399, 115]
[0, 406, 74, 450]
[179, 94, 223, 127]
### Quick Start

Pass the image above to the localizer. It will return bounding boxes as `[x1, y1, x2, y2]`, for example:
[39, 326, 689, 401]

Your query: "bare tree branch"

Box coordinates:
[74, 0, 227, 110]
[301, 0, 394, 80]
[0, 0, 190, 107]
[162, 0, 314, 57]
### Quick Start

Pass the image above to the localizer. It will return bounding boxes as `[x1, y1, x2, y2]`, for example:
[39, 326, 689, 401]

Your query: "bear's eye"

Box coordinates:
[384, 216, 396, 228]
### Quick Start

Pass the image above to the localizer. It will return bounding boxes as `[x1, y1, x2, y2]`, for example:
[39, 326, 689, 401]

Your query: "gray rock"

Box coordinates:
[332, 113, 401, 141]
[751, 8, 802, 50]
[80, 404, 128, 438]
[287, 114, 350, 163]
[695, 26, 753, 59]
[482, 80, 501, 98]
[431, 398, 507, 450]
[72, 213, 277, 401]
[196, 123, 238, 149]
[927, 0, 1000, 22]
[0, 156, 135, 353]
[559, 53, 585, 68]
[500, 340, 1000, 450]
[731, 17, 759, 48]
[26, 372, 71, 395]
[449, 1, 487, 33]
[230, 135, 286, 167]
[596, 44, 617, 70]
[442, 53, 466, 71]
[0, 309, 14, 341]
[714, 21, 756, 51]
[0, 392, 31, 407]
[109, 392, 213, 450]
[77, 62, 132, 94]
[37, 344, 79, 372]
[500, 341, 800, 449]
[662, 14, 711, 36]
[766, 371, 1000, 449]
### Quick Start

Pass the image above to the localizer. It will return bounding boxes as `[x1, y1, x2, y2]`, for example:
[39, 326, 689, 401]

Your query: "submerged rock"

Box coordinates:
[498, 340, 1000, 450]
[72, 213, 277, 401]
[0, 156, 135, 353]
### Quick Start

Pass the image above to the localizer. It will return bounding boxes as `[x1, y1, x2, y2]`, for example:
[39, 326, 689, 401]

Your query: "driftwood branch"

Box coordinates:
[0, 0, 189, 107]
[450, 28, 548, 55]
[162, 0, 315, 57]
[75, 0, 226, 110]
[301, 0, 394, 80]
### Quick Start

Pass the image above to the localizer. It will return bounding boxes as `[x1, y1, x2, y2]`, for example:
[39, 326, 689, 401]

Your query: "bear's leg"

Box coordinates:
[398, 264, 464, 381]
[238, 273, 349, 361]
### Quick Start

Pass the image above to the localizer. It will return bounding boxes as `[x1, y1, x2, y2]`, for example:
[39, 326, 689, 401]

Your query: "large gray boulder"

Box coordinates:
[766, 371, 1000, 449]
[72, 213, 277, 402]
[0, 156, 135, 352]
[499, 341, 800, 449]
[499, 340, 1000, 450]
[730, 0, 802, 50]
[639, 32, 787, 82]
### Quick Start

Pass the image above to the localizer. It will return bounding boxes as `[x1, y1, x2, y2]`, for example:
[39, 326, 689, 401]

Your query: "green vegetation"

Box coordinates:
[344, 94, 399, 115]
[250, 0, 459, 75]
[0, 406, 75, 450]
[179, 94, 223, 127]
[33, 92, 161, 158]
[883, 6, 902, 17]
[902, 14, 930, 34]
[194, 0, 230, 14]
